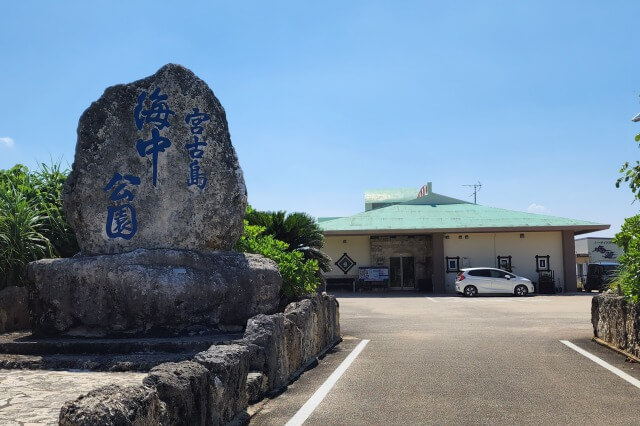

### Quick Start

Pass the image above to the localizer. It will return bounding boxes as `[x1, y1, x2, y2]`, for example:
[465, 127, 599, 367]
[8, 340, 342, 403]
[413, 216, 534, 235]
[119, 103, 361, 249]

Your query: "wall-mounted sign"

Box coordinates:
[535, 255, 550, 272]
[497, 255, 512, 272]
[358, 267, 390, 282]
[335, 252, 356, 274]
[589, 240, 622, 263]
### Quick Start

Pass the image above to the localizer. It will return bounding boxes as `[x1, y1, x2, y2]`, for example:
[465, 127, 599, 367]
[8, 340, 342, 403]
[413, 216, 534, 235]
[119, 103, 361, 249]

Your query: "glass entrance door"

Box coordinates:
[389, 256, 415, 289]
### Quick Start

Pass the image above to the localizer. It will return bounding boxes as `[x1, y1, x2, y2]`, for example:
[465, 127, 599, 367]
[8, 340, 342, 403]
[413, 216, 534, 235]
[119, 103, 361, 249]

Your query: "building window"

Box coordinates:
[536, 255, 550, 272]
[446, 256, 460, 273]
[497, 255, 512, 272]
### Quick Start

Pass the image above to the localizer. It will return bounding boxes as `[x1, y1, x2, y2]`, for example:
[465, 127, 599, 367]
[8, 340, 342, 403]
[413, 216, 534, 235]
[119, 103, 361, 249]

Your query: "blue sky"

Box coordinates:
[1, 1, 639, 237]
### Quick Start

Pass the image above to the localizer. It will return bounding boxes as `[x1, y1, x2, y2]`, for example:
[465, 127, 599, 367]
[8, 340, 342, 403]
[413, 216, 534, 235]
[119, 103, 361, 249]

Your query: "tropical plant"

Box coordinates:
[612, 214, 640, 300]
[613, 112, 640, 300]
[245, 207, 332, 272]
[235, 221, 319, 299]
[31, 163, 78, 257]
[0, 185, 54, 287]
[0, 162, 78, 289]
[616, 127, 640, 196]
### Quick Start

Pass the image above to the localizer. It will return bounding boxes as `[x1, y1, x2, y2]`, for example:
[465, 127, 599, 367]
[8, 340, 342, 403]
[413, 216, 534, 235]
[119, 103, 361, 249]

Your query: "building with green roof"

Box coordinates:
[319, 183, 609, 293]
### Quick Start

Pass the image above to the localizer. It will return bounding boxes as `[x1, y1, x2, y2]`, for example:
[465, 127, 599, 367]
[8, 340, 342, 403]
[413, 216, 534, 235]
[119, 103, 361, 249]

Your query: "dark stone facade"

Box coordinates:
[370, 235, 433, 288]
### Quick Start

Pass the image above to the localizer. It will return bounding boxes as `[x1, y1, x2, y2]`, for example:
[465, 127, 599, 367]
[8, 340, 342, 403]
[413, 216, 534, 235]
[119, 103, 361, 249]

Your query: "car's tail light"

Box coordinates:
[457, 272, 465, 281]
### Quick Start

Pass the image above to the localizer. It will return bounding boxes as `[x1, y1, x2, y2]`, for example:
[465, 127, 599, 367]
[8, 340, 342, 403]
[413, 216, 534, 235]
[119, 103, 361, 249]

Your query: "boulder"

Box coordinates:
[284, 299, 315, 377]
[0, 285, 29, 333]
[194, 344, 250, 425]
[592, 294, 627, 349]
[63, 63, 246, 255]
[593, 294, 640, 358]
[143, 361, 210, 426]
[242, 314, 287, 390]
[322, 293, 341, 348]
[28, 249, 281, 337]
[59, 384, 168, 426]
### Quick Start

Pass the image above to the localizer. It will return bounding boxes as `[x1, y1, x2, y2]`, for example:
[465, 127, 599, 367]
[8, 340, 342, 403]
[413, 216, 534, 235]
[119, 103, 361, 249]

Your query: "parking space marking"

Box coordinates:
[286, 339, 370, 426]
[431, 297, 549, 303]
[425, 297, 439, 303]
[560, 340, 640, 390]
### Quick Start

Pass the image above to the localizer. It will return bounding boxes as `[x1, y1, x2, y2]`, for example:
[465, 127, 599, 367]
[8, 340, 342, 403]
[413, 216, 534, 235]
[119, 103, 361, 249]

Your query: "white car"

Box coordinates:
[455, 267, 534, 297]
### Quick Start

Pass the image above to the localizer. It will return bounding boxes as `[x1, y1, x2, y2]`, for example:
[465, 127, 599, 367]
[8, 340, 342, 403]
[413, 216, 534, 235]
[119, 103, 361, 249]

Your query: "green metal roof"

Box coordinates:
[319, 203, 608, 235]
[317, 217, 342, 223]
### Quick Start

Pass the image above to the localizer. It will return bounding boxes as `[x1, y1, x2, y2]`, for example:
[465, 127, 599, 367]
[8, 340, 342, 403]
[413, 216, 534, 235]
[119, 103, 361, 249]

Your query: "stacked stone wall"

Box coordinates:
[592, 294, 640, 358]
[59, 293, 341, 425]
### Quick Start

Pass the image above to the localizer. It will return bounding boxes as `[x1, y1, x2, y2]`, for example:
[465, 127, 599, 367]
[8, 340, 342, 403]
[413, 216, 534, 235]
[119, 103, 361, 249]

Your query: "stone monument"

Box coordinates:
[28, 64, 282, 337]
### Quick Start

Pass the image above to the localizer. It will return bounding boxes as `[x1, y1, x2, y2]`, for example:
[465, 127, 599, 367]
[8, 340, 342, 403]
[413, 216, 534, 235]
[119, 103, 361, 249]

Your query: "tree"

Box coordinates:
[616, 114, 640, 197]
[613, 112, 640, 300]
[245, 207, 332, 272]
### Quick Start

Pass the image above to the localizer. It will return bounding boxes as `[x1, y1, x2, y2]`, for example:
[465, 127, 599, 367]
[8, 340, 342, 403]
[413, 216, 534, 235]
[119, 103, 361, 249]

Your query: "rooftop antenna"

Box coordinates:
[463, 181, 482, 204]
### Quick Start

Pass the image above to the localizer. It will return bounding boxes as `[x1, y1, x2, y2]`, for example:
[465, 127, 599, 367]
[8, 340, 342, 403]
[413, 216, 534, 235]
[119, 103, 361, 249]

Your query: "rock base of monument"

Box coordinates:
[0, 331, 243, 371]
[27, 249, 282, 337]
[0, 286, 30, 333]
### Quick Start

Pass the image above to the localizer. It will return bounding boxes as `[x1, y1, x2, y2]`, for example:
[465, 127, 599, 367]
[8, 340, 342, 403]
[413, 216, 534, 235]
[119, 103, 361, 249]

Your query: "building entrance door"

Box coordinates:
[389, 256, 415, 289]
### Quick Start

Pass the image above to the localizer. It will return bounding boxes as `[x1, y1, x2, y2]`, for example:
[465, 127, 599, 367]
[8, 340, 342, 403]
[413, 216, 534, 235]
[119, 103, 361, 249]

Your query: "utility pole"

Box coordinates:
[463, 181, 482, 204]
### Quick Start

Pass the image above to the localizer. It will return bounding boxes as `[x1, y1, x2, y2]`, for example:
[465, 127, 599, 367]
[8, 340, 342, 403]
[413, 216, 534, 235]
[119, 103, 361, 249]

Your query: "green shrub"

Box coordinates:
[613, 116, 640, 300]
[245, 206, 332, 272]
[235, 221, 319, 299]
[612, 214, 640, 301]
[0, 185, 53, 287]
[0, 163, 78, 288]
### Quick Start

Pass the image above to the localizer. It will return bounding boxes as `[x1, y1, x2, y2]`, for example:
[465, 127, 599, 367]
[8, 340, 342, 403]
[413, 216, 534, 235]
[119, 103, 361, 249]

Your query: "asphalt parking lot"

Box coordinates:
[250, 293, 640, 425]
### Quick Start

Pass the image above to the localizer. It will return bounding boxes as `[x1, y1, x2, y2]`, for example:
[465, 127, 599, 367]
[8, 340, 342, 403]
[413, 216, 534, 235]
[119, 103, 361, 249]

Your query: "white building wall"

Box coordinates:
[443, 231, 565, 292]
[323, 235, 371, 279]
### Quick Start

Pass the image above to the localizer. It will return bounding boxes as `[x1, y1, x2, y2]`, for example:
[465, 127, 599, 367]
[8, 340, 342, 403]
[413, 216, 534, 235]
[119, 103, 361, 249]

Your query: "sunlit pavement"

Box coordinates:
[250, 293, 640, 425]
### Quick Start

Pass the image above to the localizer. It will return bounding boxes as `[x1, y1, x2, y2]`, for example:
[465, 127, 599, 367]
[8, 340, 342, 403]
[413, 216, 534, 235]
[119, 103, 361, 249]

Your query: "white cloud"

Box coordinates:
[0, 137, 14, 148]
[527, 203, 549, 214]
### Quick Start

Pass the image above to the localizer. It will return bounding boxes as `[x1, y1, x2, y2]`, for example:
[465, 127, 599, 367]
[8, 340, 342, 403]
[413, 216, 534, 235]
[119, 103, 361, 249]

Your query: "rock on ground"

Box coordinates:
[143, 361, 210, 426]
[59, 384, 168, 426]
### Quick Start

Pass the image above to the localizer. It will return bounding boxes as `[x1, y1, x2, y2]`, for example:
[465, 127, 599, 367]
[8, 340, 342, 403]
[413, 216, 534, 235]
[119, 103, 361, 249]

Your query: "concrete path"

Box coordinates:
[250, 293, 640, 425]
[0, 369, 145, 425]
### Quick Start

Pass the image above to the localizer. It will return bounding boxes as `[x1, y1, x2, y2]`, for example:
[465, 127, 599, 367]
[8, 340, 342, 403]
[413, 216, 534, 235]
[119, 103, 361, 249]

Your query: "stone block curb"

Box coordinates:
[59, 293, 341, 426]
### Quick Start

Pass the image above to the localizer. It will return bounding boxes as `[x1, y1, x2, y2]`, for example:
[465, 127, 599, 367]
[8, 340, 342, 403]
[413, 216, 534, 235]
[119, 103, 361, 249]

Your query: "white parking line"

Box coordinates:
[437, 297, 548, 303]
[560, 340, 640, 390]
[425, 297, 439, 303]
[286, 339, 370, 426]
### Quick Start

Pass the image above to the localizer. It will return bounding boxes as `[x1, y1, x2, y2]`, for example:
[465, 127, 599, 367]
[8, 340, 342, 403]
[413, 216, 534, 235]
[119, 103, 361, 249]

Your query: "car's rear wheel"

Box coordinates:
[463, 285, 478, 297]
[514, 285, 528, 297]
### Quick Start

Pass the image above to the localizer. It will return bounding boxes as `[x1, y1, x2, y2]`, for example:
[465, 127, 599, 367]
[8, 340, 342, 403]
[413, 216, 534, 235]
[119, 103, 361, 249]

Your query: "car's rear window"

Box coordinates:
[468, 269, 490, 277]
